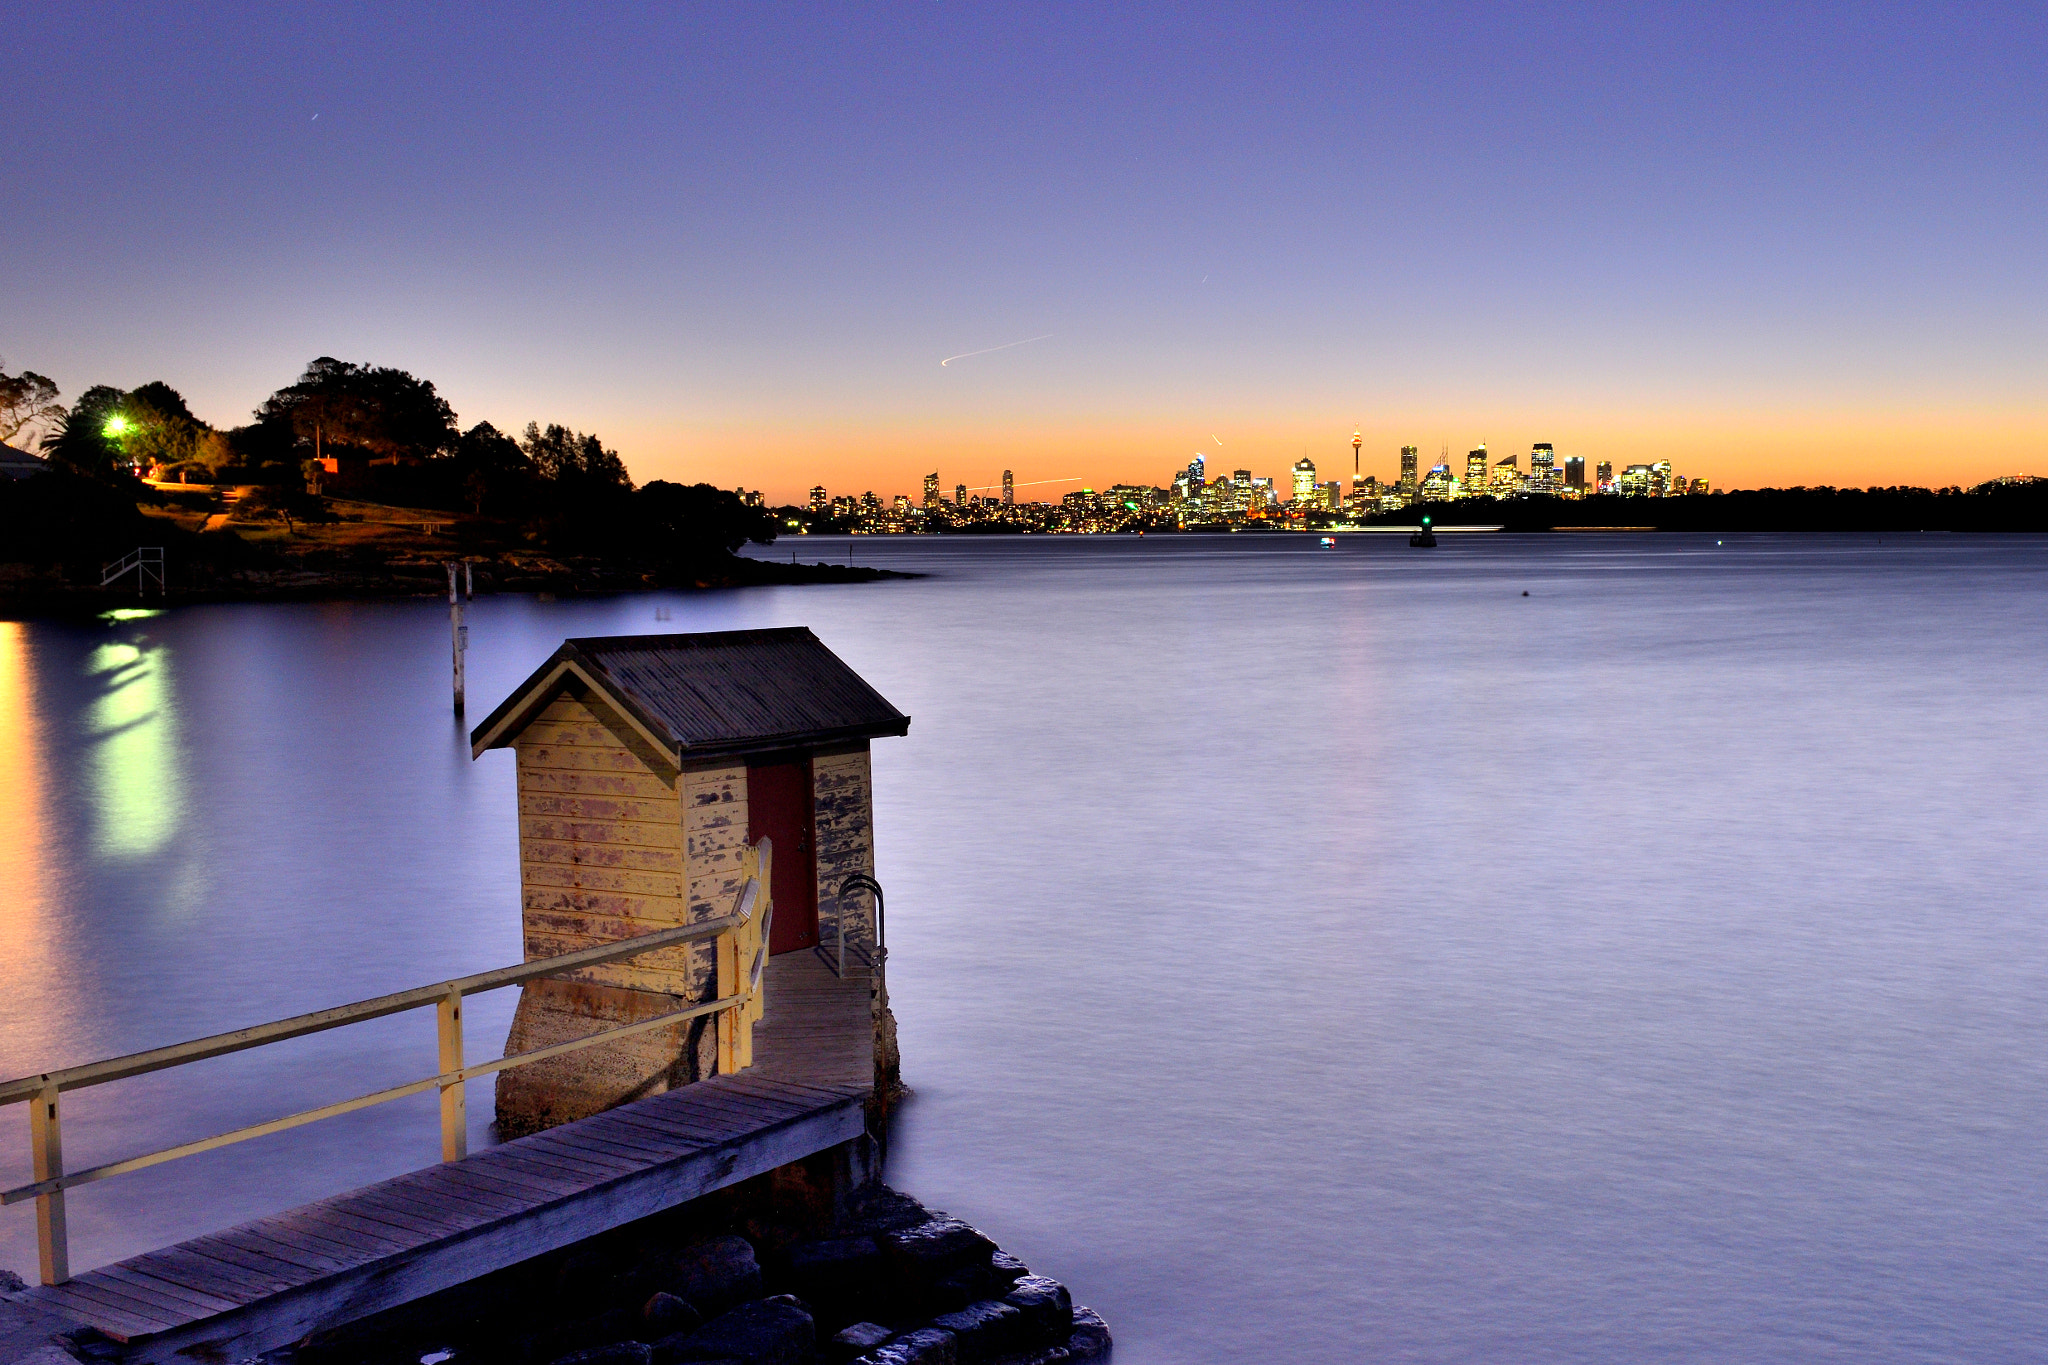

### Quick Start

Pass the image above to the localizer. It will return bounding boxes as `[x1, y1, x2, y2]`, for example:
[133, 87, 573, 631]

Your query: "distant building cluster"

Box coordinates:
[778, 441, 1710, 533]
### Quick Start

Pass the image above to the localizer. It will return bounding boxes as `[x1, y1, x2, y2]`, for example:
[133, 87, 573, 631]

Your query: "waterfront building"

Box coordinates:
[923, 473, 939, 508]
[1399, 445, 1419, 499]
[1491, 453, 1520, 492]
[808, 486, 828, 512]
[472, 628, 910, 1129]
[1002, 470, 1015, 505]
[1292, 457, 1318, 505]
[860, 490, 880, 514]
[893, 493, 911, 513]
[1620, 463, 1661, 496]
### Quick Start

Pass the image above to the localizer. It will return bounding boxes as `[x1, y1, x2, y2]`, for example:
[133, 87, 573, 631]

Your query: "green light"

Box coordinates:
[104, 415, 130, 437]
[1422, 516, 1432, 524]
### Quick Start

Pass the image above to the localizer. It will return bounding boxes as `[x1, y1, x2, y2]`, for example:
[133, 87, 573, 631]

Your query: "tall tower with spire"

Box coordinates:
[1352, 430, 1362, 479]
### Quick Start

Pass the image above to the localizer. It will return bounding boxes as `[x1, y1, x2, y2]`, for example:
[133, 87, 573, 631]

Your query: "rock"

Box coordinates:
[842, 1184, 932, 1236]
[655, 1299, 813, 1365]
[643, 1292, 702, 1336]
[1065, 1307, 1111, 1361]
[852, 1327, 957, 1365]
[783, 1235, 883, 1320]
[929, 1299, 1025, 1363]
[1002, 1277, 1073, 1346]
[828, 1321, 895, 1362]
[0, 1268, 27, 1295]
[988, 1252, 1029, 1285]
[881, 1219, 997, 1285]
[550, 1344, 653, 1365]
[657, 1238, 764, 1317]
[929, 1263, 999, 1313]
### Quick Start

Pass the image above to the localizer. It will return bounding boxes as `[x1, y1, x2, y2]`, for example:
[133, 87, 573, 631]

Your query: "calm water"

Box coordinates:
[3, 533, 2046, 1362]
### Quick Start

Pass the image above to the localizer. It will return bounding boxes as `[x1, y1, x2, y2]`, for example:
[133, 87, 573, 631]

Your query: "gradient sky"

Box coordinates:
[6, 3, 2044, 501]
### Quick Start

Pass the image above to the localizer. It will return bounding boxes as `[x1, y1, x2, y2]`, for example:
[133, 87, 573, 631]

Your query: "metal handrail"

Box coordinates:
[1, 838, 773, 1285]
[818, 873, 885, 978]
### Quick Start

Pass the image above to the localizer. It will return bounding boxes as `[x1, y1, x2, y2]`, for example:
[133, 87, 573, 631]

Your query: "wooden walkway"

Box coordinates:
[3, 955, 875, 1365]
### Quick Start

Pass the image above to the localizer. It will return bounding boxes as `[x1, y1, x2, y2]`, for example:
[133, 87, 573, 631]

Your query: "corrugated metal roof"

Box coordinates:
[472, 627, 909, 760]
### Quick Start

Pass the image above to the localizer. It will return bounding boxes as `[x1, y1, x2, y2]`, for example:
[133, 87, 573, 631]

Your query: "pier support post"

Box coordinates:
[30, 1081, 67, 1285]
[447, 563, 468, 715]
[438, 987, 467, 1162]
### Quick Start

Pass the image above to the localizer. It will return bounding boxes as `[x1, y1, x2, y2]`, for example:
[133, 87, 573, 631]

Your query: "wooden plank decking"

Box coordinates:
[6, 954, 875, 1365]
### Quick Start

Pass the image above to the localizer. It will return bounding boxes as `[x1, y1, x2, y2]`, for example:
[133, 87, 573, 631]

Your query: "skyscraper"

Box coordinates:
[1530, 443, 1556, 485]
[1187, 454, 1206, 493]
[1564, 456, 1585, 490]
[1398, 445, 1419, 499]
[1002, 470, 1014, 505]
[1465, 445, 1488, 493]
[923, 472, 939, 508]
[808, 486, 828, 512]
[1596, 460, 1613, 492]
[955, 483, 967, 505]
[1292, 457, 1318, 504]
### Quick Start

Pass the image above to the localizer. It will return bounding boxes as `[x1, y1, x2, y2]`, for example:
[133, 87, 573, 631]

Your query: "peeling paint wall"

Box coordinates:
[812, 746, 876, 955]
[496, 694, 743, 1134]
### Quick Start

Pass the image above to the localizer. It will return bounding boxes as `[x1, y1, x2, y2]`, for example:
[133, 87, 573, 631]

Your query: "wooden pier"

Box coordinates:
[1, 953, 875, 1365]
[1, 628, 911, 1365]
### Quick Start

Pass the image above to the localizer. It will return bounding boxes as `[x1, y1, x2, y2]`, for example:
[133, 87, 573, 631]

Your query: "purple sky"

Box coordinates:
[6, 3, 2043, 496]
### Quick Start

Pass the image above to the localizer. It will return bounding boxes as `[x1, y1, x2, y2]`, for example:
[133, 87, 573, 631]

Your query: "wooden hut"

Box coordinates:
[470, 628, 909, 1135]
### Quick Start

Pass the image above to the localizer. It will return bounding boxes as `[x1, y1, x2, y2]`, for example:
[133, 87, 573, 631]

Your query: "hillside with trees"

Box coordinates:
[0, 357, 889, 610]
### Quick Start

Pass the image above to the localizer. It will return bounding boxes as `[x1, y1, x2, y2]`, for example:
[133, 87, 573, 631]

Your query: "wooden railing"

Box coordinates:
[0, 838, 774, 1287]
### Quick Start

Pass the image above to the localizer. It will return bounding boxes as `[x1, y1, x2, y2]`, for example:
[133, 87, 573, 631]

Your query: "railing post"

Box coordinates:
[30, 1081, 68, 1285]
[436, 986, 466, 1162]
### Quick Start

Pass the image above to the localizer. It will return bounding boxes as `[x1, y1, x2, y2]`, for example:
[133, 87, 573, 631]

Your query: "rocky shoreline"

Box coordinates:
[69, 1181, 1112, 1365]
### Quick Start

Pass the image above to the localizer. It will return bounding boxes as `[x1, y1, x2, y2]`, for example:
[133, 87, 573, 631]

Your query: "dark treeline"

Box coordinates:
[4, 357, 779, 574]
[1378, 481, 2048, 533]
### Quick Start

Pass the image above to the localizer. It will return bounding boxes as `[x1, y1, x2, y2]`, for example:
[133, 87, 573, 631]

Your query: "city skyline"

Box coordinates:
[7, 7, 2044, 503]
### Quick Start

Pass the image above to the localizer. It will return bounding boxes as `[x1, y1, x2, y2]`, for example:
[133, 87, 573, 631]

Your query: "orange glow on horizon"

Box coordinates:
[603, 408, 2048, 507]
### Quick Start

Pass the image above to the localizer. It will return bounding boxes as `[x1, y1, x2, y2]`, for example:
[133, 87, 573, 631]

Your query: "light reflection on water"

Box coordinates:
[0, 535, 2045, 1363]
[83, 635, 184, 861]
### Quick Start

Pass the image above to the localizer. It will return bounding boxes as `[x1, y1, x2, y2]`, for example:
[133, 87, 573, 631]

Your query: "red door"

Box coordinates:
[747, 757, 817, 954]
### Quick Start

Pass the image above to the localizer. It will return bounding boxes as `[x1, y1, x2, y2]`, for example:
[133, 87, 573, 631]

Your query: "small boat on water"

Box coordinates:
[1319, 536, 1337, 548]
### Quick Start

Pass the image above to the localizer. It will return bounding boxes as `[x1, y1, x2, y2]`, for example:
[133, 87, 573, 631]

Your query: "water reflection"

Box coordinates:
[0, 623, 49, 978]
[83, 629, 183, 860]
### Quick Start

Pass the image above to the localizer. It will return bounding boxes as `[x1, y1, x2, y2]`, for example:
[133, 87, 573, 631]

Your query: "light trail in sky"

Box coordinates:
[961, 476, 1084, 491]
[939, 334, 1053, 367]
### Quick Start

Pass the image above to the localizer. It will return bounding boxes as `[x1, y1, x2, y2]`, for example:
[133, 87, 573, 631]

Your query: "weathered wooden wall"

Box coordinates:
[812, 745, 875, 950]
[497, 694, 748, 1134]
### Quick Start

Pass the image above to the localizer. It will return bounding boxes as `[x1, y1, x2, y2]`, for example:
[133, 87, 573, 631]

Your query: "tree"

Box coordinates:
[40, 385, 129, 480]
[520, 423, 631, 490]
[120, 382, 206, 472]
[0, 362, 65, 447]
[451, 421, 533, 515]
[256, 357, 458, 463]
[631, 481, 778, 567]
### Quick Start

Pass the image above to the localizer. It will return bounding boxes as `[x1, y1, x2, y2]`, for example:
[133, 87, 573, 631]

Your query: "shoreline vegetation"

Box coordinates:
[0, 357, 907, 616]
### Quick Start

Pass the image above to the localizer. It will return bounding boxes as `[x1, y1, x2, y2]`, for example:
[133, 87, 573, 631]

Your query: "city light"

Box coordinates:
[787, 439, 1702, 535]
